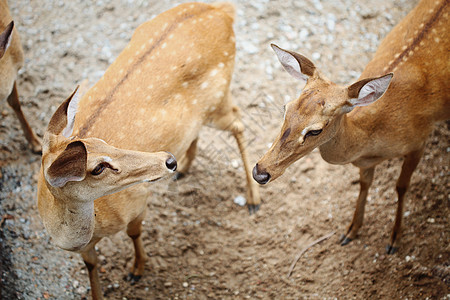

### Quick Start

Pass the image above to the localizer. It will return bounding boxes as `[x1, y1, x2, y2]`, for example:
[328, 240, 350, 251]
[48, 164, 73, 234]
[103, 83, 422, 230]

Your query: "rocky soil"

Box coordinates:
[1, 0, 448, 299]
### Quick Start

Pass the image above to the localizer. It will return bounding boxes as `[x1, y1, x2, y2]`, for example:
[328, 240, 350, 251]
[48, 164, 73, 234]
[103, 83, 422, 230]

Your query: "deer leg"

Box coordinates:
[125, 210, 148, 284]
[174, 138, 198, 181]
[340, 167, 375, 246]
[212, 101, 261, 214]
[386, 148, 424, 254]
[81, 242, 103, 300]
[6, 82, 41, 153]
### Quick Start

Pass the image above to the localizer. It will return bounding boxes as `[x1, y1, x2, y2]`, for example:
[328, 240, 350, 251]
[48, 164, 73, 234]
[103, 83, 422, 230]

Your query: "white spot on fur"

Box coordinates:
[434, 37, 440, 43]
[218, 62, 225, 68]
[201, 82, 209, 89]
[182, 82, 189, 88]
[162, 43, 167, 49]
[210, 69, 219, 77]
[215, 91, 224, 99]
[192, 99, 198, 105]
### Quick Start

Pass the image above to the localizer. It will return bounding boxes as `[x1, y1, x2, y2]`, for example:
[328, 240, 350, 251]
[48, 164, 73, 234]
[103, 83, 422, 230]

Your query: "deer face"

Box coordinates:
[253, 45, 393, 184]
[41, 87, 177, 202]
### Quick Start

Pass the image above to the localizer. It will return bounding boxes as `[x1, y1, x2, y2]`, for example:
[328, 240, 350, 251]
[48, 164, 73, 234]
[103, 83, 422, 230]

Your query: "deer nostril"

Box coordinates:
[252, 164, 271, 185]
[165, 156, 177, 171]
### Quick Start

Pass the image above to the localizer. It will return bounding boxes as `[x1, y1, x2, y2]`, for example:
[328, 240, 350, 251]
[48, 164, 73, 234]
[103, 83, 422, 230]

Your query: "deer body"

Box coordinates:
[73, 2, 259, 211]
[38, 3, 259, 299]
[254, 0, 449, 253]
[0, 0, 41, 153]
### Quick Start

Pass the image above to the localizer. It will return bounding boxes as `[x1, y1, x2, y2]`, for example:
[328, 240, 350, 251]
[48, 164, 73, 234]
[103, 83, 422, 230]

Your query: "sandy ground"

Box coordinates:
[0, 0, 449, 299]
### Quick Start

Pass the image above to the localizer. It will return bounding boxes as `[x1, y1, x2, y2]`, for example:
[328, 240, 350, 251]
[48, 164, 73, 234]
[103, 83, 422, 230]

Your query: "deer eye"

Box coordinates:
[91, 163, 108, 176]
[305, 129, 322, 138]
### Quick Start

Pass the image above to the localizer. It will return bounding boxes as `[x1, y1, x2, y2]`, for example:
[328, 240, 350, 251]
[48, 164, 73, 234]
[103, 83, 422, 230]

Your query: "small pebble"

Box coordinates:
[182, 282, 189, 288]
[233, 195, 247, 207]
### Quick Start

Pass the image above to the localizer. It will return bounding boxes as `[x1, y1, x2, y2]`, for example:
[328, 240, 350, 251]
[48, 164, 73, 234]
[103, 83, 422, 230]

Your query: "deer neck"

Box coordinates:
[319, 115, 360, 165]
[38, 177, 95, 251]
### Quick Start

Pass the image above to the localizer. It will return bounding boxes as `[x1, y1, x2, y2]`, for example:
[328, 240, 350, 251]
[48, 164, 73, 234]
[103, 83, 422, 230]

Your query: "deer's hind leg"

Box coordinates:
[6, 82, 41, 153]
[210, 92, 261, 214]
[174, 138, 198, 180]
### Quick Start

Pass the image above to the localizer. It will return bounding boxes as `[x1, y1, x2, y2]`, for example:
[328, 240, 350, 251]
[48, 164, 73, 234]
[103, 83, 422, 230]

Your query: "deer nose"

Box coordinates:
[165, 155, 177, 172]
[253, 164, 271, 185]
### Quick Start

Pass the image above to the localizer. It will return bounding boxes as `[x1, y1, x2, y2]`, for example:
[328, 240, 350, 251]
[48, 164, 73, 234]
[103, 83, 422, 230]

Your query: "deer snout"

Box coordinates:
[165, 154, 177, 172]
[253, 164, 271, 185]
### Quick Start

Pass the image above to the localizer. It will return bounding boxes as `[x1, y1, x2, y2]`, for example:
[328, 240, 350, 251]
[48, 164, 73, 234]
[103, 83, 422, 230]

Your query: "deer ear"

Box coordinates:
[0, 21, 14, 59]
[271, 44, 316, 82]
[47, 86, 81, 137]
[346, 73, 393, 110]
[46, 141, 87, 188]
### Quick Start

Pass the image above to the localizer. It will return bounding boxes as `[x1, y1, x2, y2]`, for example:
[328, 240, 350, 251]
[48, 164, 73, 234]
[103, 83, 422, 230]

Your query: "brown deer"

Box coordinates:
[1, 0, 41, 153]
[38, 2, 259, 299]
[253, 0, 449, 254]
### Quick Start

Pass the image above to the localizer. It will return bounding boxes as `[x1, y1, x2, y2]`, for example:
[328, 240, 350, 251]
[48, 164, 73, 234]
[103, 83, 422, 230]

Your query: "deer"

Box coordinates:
[1, 0, 41, 153]
[38, 2, 260, 299]
[253, 0, 449, 254]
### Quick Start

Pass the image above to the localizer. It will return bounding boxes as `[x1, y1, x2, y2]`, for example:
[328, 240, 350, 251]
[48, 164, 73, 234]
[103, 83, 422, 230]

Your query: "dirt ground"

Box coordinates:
[1, 0, 449, 299]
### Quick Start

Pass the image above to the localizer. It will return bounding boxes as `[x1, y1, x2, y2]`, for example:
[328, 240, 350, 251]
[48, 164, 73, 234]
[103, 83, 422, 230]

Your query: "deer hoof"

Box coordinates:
[385, 244, 398, 255]
[173, 172, 186, 181]
[248, 204, 260, 215]
[125, 273, 142, 285]
[339, 235, 353, 246]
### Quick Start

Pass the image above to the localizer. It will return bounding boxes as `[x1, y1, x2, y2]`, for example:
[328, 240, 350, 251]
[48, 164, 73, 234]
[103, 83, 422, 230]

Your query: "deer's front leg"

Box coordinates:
[125, 210, 148, 284]
[386, 148, 423, 254]
[81, 241, 103, 300]
[340, 167, 375, 245]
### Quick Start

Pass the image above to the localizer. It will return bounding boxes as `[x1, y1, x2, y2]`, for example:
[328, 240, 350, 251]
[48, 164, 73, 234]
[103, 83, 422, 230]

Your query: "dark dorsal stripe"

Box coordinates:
[78, 6, 212, 137]
[385, 0, 448, 73]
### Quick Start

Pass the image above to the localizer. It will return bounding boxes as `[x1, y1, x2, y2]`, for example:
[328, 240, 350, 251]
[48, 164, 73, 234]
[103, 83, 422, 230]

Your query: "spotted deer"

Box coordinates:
[38, 2, 259, 299]
[1, 0, 41, 153]
[253, 0, 449, 253]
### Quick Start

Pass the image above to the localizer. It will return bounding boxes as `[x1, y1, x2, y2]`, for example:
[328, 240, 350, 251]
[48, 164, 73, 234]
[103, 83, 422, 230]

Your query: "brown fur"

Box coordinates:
[38, 3, 259, 299]
[255, 0, 449, 253]
[0, 0, 41, 152]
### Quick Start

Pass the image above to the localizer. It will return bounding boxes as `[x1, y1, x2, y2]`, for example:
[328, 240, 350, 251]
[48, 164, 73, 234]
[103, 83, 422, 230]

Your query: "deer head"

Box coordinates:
[41, 87, 177, 203]
[253, 44, 392, 184]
